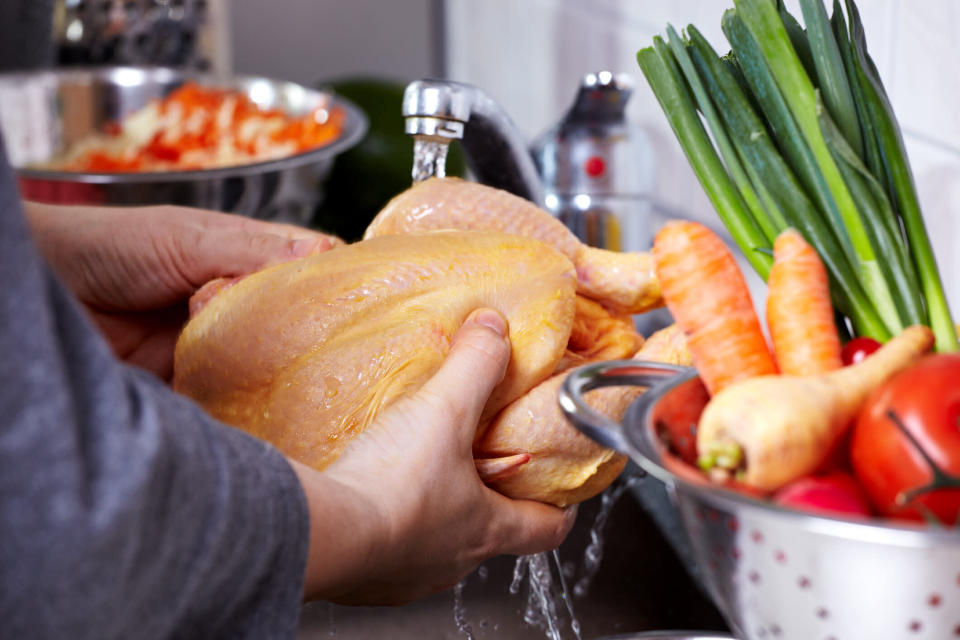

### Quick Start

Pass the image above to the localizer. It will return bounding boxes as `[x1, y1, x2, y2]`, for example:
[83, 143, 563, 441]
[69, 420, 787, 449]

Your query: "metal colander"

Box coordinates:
[559, 361, 960, 640]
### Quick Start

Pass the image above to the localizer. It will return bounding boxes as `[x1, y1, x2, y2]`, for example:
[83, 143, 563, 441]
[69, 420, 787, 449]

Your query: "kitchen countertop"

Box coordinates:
[297, 472, 730, 639]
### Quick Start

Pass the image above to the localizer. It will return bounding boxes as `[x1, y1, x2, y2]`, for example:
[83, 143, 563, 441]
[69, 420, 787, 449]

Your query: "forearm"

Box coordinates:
[2, 154, 310, 637]
[1, 281, 311, 637]
[288, 459, 386, 602]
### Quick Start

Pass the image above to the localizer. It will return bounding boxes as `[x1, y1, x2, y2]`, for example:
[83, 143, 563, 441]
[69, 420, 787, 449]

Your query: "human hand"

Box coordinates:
[290, 308, 577, 605]
[24, 201, 339, 379]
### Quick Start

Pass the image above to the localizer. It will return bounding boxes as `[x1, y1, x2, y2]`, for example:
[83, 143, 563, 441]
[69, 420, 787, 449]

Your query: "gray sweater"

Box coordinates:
[0, 137, 310, 638]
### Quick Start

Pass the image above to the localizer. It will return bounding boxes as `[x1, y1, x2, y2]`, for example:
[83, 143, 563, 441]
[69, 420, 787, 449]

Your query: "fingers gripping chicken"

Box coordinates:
[477, 323, 693, 506]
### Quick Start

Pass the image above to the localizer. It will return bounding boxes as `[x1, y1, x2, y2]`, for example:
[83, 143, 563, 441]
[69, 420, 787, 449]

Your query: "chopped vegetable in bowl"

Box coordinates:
[43, 82, 346, 173]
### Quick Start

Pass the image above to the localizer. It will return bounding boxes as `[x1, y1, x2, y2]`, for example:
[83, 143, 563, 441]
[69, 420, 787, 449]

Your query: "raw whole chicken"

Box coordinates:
[174, 181, 682, 507]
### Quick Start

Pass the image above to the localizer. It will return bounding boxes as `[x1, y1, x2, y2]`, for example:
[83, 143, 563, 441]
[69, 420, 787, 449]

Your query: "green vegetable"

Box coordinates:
[664, 25, 781, 245]
[842, 0, 959, 351]
[685, 24, 888, 339]
[637, 0, 956, 350]
[799, 0, 863, 157]
[735, 0, 902, 332]
[637, 38, 772, 278]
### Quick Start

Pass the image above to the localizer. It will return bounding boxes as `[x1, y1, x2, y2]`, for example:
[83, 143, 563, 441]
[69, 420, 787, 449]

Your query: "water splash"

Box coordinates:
[573, 474, 644, 598]
[412, 137, 450, 182]
[452, 579, 476, 639]
[509, 555, 527, 596]
[514, 553, 564, 640]
[325, 602, 337, 637]
[455, 477, 642, 639]
[553, 549, 582, 640]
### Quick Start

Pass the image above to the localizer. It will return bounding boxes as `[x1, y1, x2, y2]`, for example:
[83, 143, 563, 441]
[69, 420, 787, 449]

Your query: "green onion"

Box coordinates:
[799, 0, 863, 157]
[819, 106, 924, 327]
[636, 39, 772, 278]
[733, 0, 902, 331]
[636, 0, 956, 350]
[664, 25, 779, 245]
[684, 24, 889, 339]
[842, 0, 958, 351]
[776, 0, 816, 80]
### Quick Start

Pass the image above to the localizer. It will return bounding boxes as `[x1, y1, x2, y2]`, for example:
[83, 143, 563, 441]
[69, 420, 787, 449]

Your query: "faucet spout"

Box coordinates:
[402, 79, 545, 205]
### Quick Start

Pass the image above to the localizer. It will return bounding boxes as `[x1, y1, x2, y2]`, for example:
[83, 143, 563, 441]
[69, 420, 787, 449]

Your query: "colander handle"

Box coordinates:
[558, 360, 692, 455]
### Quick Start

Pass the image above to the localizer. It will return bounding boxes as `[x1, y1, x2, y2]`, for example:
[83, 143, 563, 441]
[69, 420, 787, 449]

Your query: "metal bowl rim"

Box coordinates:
[3, 66, 368, 183]
[627, 365, 960, 545]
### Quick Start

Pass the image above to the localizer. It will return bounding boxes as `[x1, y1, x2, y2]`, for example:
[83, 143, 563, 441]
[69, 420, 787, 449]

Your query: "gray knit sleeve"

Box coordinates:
[0, 140, 310, 639]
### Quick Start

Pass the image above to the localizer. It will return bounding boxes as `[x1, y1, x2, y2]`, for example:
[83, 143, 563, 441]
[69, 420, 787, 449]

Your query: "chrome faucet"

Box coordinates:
[402, 79, 545, 205]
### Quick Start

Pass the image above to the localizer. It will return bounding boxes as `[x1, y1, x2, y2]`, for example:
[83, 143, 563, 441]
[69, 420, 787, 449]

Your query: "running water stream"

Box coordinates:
[413, 132, 639, 639]
[453, 475, 643, 639]
[411, 137, 450, 182]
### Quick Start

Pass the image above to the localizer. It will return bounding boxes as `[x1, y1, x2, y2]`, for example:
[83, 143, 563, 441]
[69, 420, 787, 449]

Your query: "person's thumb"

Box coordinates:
[415, 308, 511, 449]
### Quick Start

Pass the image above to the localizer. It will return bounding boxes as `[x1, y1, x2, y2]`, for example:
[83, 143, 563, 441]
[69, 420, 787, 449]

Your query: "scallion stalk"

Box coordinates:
[799, 0, 864, 157]
[637, 0, 956, 351]
[842, 0, 958, 351]
[733, 0, 902, 332]
[636, 40, 772, 278]
[684, 24, 889, 339]
[664, 25, 780, 245]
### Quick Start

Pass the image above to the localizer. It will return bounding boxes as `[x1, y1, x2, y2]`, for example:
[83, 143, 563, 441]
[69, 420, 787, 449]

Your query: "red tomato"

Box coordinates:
[774, 472, 872, 518]
[850, 353, 960, 523]
[841, 336, 882, 366]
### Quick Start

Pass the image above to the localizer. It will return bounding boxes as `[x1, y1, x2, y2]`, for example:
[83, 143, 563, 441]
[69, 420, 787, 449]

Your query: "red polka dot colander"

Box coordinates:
[560, 361, 960, 640]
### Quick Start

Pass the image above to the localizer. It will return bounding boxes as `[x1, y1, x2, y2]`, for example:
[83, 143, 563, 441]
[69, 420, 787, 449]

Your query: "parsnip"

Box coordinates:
[697, 325, 934, 491]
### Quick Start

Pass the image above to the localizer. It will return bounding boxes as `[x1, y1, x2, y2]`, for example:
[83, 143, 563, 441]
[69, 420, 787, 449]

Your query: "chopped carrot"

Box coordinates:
[766, 229, 843, 376]
[652, 220, 777, 395]
[56, 82, 345, 173]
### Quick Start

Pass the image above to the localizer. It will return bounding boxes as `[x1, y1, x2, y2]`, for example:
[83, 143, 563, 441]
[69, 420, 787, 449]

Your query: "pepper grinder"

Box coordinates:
[531, 71, 657, 253]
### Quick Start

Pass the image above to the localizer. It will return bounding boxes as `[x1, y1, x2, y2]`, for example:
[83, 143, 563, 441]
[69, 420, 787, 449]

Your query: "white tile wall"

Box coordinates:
[444, 0, 960, 317]
[229, 0, 435, 86]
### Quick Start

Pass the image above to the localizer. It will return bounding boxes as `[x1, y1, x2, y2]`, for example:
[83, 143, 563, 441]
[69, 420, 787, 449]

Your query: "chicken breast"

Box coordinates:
[174, 231, 580, 473]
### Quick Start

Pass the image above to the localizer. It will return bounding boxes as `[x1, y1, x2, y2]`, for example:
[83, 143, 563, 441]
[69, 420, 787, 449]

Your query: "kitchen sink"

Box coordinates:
[297, 472, 729, 639]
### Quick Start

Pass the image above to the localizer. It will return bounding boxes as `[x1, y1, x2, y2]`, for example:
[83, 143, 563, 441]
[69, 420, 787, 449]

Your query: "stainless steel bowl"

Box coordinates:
[560, 361, 960, 640]
[0, 66, 367, 223]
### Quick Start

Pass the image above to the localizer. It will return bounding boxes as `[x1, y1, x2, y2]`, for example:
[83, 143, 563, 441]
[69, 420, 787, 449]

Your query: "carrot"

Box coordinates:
[697, 325, 934, 491]
[652, 220, 778, 395]
[766, 229, 843, 376]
